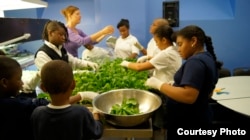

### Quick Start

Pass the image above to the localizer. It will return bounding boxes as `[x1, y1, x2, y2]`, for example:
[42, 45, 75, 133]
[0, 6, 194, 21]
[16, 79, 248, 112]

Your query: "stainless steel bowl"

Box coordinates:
[93, 89, 162, 127]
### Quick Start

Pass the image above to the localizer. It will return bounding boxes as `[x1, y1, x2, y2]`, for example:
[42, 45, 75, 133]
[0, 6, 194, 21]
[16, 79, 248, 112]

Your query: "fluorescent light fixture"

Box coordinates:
[0, 33, 31, 46]
[0, 0, 48, 11]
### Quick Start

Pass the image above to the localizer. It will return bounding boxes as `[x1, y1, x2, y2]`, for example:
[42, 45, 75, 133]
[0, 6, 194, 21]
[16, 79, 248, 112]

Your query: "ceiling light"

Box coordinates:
[0, 0, 48, 11]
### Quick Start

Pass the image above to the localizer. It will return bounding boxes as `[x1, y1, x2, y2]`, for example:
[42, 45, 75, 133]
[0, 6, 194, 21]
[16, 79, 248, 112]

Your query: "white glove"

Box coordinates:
[22, 71, 40, 92]
[167, 80, 175, 86]
[137, 55, 149, 63]
[86, 61, 99, 71]
[145, 77, 165, 90]
[78, 91, 99, 100]
[120, 60, 130, 67]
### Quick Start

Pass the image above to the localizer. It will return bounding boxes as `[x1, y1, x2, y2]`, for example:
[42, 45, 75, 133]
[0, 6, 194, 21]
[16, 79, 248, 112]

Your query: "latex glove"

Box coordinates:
[86, 61, 99, 71]
[145, 77, 165, 90]
[137, 55, 149, 63]
[22, 71, 40, 92]
[120, 60, 130, 67]
[167, 80, 175, 86]
[78, 91, 99, 100]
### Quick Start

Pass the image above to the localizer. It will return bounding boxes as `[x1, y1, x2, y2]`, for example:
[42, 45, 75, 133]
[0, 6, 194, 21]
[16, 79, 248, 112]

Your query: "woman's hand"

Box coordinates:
[102, 25, 114, 35]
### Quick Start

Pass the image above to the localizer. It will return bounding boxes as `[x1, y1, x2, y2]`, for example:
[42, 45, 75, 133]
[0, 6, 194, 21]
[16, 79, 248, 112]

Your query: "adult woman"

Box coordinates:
[145, 25, 222, 139]
[137, 18, 169, 62]
[61, 5, 114, 57]
[114, 19, 145, 59]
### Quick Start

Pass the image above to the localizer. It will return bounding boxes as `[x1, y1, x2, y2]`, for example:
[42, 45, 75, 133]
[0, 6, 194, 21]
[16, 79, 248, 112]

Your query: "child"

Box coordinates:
[0, 56, 93, 140]
[145, 25, 222, 140]
[0, 56, 49, 140]
[31, 60, 103, 140]
[34, 20, 99, 71]
[114, 19, 146, 59]
[120, 24, 182, 133]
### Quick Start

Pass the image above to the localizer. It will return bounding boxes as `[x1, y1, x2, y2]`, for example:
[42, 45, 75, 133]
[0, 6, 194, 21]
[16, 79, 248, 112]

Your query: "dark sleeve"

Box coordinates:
[17, 96, 49, 110]
[180, 59, 206, 90]
[83, 109, 103, 139]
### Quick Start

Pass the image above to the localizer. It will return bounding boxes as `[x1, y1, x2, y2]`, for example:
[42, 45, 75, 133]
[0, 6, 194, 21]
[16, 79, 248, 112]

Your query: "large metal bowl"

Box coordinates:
[93, 89, 162, 127]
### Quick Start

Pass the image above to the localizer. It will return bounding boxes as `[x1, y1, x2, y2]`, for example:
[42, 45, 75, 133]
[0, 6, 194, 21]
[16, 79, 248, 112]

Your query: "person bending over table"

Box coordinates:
[145, 25, 222, 140]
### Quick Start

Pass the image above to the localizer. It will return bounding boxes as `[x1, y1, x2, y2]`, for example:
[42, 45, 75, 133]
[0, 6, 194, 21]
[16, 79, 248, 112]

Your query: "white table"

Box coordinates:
[217, 98, 250, 117]
[212, 76, 250, 117]
[212, 76, 250, 100]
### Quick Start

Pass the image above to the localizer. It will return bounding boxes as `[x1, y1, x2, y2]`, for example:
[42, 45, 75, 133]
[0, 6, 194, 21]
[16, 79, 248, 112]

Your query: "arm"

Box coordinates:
[84, 111, 103, 139]
[145, 77, 199, 104]
[95, 34, 106, 42]
[160, 83, 199, 104]
[69, 94, 82, 104]
[67, 53, 98, 70]
[89, 25, 114, 42]
[134, 41, 147, 55]
[140, 48, 147, 55]
[128, 53, 138, 59]
[68, 29, 93, 45]
[145, 59, 206, 104]
[69, 91, 99, 104]
[127, 61, 154, 71]
[34, 51, 52, 70]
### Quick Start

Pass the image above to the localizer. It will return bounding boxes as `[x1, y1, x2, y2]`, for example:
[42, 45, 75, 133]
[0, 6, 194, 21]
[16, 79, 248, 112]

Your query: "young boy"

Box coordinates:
[0, 56, 93, 140]
[31, 60, 103, 140]
[0, 56, 49, 140]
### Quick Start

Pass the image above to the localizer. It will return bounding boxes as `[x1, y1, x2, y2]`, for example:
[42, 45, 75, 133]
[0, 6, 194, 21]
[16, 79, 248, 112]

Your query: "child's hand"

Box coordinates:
[92, 107, 100, 120]
[137, 55, 149, 63]
[86, 61, 99, 71]
[78, 91, 99, 100]
[120, 60, 130, 67]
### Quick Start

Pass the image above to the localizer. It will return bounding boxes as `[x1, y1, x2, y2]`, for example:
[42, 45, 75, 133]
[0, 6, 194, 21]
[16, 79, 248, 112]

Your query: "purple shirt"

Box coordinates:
[64, 28, 94, 57]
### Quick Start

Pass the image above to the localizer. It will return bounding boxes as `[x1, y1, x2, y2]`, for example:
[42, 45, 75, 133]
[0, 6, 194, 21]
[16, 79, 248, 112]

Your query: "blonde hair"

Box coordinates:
[154, 18, 169, 26]
[61, 5, 79, 21]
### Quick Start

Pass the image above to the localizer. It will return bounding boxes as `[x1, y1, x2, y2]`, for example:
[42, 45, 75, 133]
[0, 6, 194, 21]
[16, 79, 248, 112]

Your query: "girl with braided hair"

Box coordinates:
[145, 25, 222, 140]
[35, 20, 98, 71]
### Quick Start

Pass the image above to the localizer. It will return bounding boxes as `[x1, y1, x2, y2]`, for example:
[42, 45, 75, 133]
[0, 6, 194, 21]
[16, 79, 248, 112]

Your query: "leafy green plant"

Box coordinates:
[73, 58, 149, 95]
[37, 92, 51, 101]
[37, 58, 149, 102]
[110, 98, 140, 115]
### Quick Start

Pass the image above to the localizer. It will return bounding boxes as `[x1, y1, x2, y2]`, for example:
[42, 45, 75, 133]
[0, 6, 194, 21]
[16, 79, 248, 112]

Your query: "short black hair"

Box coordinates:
[117, 18, 130, 29]
[0, 56, 20, 79]
[41, 60, 73, 94]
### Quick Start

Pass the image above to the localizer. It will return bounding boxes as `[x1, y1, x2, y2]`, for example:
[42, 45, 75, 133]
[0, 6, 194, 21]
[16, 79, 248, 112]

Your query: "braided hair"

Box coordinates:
[177, 25, 222, 69]
[42, 20, 69, 42]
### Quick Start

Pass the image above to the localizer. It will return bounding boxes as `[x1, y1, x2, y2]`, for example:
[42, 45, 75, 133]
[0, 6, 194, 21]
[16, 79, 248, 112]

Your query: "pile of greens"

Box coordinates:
[37, 92, 50, 100]
[110, 98, 140, 115]
[37, 58, 149, 102]
[72, 58, 149, 95]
